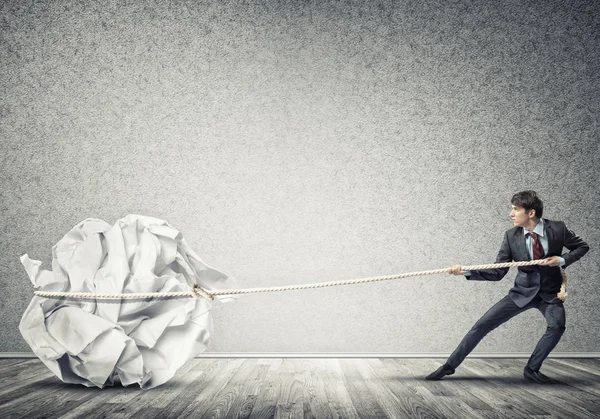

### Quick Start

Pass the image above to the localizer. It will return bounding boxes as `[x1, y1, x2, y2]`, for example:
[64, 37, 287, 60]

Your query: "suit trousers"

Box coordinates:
[446, 294, 566, 371]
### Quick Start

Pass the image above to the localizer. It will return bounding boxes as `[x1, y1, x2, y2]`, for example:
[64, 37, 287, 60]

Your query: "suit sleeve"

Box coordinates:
[561, 223, 590, 267]
[467, 231, 512, 281]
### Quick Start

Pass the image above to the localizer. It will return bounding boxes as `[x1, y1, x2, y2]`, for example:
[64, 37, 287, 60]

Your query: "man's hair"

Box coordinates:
[511, 190, 543, 218]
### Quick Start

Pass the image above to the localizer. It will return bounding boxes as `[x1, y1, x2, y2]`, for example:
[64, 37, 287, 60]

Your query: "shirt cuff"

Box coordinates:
[559, 257, 566, 267]
[464, 270, 471, 278]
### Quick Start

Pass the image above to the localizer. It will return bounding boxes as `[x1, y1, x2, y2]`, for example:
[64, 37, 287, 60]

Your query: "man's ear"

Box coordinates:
[527, 208, 537, 218]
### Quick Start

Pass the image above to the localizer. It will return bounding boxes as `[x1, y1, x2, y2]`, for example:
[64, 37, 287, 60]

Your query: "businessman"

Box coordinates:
[426, 190, 589, 383]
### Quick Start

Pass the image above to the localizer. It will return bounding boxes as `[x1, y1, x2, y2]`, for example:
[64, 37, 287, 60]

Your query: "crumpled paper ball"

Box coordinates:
[19, 214, 236, 389]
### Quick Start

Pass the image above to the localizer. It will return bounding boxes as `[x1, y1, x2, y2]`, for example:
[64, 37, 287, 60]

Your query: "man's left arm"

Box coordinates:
[560, 223, 590, 268]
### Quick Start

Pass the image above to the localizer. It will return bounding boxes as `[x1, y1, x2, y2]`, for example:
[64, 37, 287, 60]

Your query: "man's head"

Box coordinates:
[510, 190, 543, 228]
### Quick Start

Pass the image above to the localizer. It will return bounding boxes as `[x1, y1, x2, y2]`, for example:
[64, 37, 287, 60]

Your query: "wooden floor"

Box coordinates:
[1, 358, 599, 419]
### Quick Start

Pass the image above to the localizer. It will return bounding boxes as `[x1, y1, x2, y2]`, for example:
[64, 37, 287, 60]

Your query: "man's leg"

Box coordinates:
[427, 295, 533, 380]
[526, 301, 566, 372]
[446, 295, 532, 369]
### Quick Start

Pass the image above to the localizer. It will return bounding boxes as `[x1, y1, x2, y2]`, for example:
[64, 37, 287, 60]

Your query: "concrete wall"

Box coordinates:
[1, 0, 598, 353]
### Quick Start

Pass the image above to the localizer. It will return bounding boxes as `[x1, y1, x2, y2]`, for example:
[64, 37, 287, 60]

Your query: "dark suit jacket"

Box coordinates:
[468, 219, 589, 307]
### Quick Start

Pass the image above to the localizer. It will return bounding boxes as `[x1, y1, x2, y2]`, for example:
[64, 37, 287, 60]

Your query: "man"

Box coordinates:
[426, 190, 589, 383]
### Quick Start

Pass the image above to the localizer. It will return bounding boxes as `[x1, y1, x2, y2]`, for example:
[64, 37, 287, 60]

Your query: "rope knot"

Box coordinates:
[190, 284, 214, 300]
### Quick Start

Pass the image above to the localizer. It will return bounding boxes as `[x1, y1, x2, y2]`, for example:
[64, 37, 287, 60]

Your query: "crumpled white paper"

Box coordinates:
[19, 214, 237, 389]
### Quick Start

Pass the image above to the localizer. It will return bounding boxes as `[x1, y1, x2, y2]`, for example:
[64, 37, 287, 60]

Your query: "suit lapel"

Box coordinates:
[512, 227, 529, 261]
[544, 219, 557, 256]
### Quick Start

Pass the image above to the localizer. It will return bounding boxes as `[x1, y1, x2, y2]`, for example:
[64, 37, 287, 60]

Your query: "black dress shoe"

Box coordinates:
[426, 364, 455, 380]
[524, 367, 552, 384]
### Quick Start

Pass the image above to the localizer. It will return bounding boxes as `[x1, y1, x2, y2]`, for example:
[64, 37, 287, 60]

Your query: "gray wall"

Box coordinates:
[1, 0, 598, 354]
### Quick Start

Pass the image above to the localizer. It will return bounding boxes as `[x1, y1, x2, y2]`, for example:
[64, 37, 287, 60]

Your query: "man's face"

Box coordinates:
[510, 205, 535, 227]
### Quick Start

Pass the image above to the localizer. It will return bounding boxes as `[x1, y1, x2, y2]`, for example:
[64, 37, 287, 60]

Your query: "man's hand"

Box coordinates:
[448, 264, 465, 275]
[541, 256, 562, 267]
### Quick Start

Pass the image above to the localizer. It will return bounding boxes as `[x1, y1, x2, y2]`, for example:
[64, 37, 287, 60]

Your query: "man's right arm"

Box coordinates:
[466, 231, 512, 281]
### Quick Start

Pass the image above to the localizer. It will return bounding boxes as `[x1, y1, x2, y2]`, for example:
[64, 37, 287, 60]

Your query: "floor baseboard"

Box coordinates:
[1, 352, 599, 358]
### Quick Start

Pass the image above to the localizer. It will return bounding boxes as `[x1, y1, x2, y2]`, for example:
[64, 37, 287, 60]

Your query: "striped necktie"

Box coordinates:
[527, 232, 544, 260]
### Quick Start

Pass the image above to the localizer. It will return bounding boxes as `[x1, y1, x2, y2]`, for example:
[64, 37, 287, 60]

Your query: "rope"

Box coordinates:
[557, 268, 568, 301]
[33, 259, 567, 301]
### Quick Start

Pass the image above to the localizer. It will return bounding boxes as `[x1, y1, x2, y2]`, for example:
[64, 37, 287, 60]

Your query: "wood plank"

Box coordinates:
[339, 359, 388, 419]
[0, 358, 30, 373]
[353, 358, 441, 418]
[1, 376, 68, 419]
[53, 381, 145, 419]
[112, 359, 221, 419]
[223, 360, 269, 419]
[492, 358, 600, 418]
[380, 358, 481, 419]
[415, 359, 509, 419]
[246, 358, 280, 419]
[151, 359, 228, 419]
[273, 359, 303, 419]
[0, 358, 599, 419]
[0, 359, 53, 393]
[463, 358, 599, 419]
[53, 359, 216, 419]
[196, 359, 260, 419]
[318, 359, 360, 419]
[295, 359, 328, 419]
[173, 358, 245, 419]
[545, 358, 600, 381]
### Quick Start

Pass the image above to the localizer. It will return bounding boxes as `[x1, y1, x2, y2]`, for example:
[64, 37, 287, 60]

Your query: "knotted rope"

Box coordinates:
[33, 259, 568, 302]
